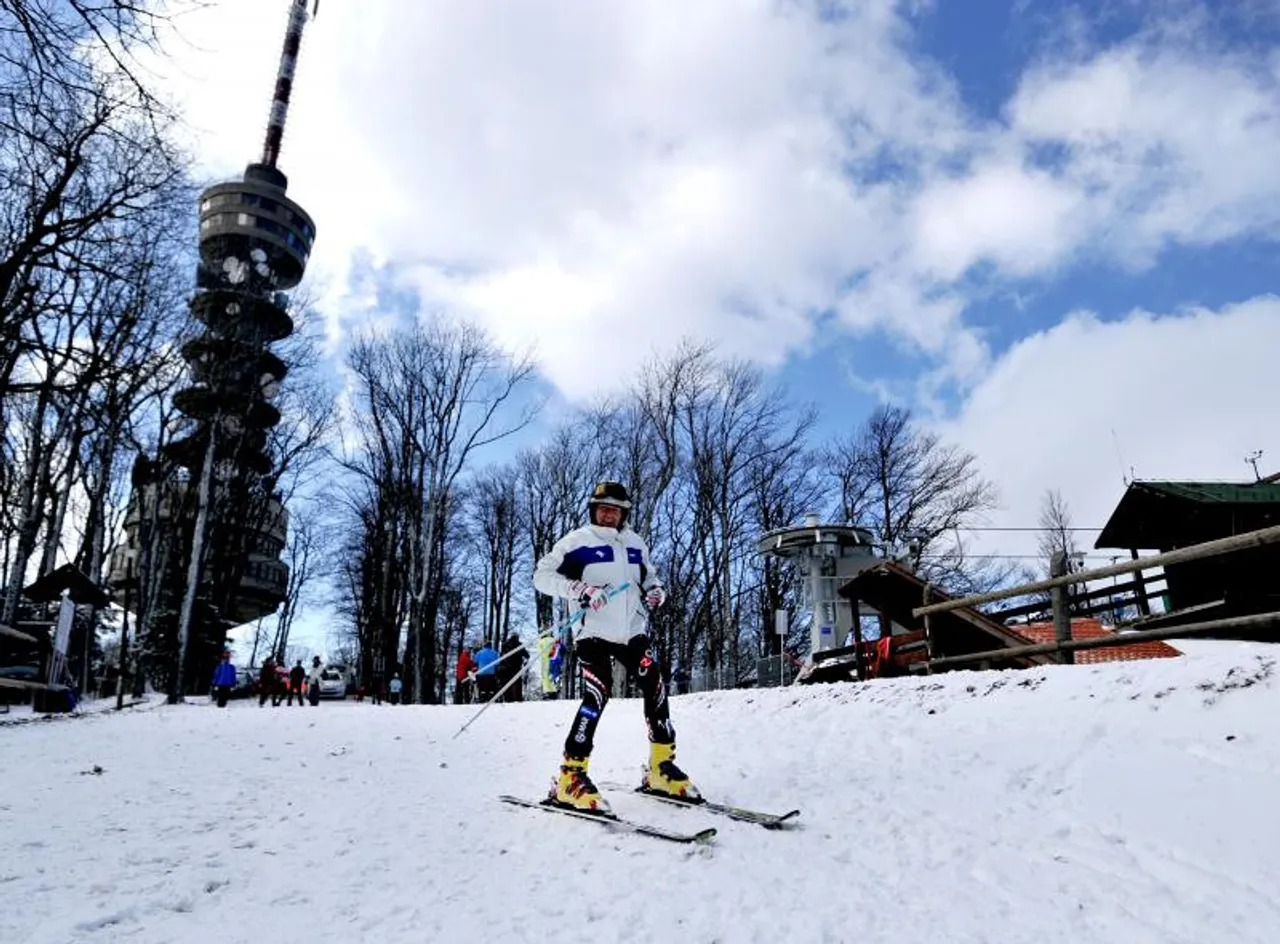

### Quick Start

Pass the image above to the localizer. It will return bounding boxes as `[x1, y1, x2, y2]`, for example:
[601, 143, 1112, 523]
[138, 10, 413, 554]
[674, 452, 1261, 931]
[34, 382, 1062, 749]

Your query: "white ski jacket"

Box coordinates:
[533, 523, 663, 645]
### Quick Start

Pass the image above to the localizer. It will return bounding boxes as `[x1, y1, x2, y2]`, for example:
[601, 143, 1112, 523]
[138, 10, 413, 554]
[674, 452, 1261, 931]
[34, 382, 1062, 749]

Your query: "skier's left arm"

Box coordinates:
[637, 537, 666, 611]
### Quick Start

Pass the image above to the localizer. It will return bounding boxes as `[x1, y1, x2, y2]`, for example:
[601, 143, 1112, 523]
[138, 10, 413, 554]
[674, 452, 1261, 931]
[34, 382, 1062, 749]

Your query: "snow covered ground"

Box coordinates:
[2, 640, 1279, 944]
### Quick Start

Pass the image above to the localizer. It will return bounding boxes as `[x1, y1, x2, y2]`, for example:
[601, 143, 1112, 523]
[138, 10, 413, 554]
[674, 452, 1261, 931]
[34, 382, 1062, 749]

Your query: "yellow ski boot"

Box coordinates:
[641, 742, 702, 803]
[549, 754, 611, 814]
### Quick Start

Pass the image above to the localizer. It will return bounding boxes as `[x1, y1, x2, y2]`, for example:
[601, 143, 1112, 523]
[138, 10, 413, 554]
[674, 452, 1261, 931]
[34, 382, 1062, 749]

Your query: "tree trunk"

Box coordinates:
[2, 393, 52, 623]
[173, 431, 218, 703]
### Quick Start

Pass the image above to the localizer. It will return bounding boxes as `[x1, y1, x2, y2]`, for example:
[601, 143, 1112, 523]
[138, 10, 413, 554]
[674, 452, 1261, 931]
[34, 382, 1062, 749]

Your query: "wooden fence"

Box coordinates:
[909, 524, 1280, 672]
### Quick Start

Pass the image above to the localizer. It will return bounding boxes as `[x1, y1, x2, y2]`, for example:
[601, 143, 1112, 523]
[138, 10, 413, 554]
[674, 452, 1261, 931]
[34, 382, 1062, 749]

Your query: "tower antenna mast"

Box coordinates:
[262, 0, 319, 168]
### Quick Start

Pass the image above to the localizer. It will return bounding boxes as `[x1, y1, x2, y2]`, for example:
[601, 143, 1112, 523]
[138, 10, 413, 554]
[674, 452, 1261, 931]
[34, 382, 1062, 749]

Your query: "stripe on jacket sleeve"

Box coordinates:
[558, 544, 615, 580]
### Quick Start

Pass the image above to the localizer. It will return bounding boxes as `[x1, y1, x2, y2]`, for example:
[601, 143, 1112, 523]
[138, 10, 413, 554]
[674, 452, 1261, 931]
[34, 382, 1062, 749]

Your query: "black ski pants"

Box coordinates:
[564, 634, 673, 760]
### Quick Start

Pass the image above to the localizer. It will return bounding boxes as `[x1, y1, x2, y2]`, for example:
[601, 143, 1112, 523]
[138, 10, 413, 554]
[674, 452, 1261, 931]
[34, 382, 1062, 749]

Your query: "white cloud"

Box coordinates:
[911, 159, 1086, 280]
[145, 1, 1280, 408]
[1006, 37, 1280, 266]
[145, 0, 977, 400]
[937, 296, 1280, 559]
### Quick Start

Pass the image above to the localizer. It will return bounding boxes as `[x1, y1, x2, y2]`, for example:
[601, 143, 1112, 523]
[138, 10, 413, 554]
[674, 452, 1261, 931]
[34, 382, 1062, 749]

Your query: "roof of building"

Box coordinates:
[1096, 480, 1280, 550]
[1132, 481, 1280, 504]
[1014, 619, 1182, 664]
[838, 562, 1054, 668]
[22, 564, 111, 607]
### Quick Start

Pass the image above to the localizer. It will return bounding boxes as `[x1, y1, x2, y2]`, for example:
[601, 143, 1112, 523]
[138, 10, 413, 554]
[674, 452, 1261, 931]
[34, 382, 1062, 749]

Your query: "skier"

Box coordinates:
[533, 480, 699, 813]
[211, 651, 237, 708]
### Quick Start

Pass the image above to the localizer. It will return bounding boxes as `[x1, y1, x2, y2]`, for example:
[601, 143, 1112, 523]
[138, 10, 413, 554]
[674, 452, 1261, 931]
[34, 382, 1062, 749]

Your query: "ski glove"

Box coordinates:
[644, 585, 667, 611]
[570, 582, 610, 612]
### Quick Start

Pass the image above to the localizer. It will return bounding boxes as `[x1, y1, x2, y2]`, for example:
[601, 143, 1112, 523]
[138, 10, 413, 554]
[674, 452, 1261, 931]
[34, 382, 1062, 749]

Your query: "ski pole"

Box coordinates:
[466, 581, 631, 678]
[451, 582, 629, 739]
[451, 657, 535, 739]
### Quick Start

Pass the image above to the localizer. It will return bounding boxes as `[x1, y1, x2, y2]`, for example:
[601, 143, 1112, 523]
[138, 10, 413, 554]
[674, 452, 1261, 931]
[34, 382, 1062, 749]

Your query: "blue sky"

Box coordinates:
[152, 0, 1280, 655]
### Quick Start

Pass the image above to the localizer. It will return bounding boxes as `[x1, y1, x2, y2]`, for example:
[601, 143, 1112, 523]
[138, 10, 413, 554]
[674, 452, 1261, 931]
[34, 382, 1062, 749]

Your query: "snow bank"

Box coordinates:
[1, 640, 1277, 943]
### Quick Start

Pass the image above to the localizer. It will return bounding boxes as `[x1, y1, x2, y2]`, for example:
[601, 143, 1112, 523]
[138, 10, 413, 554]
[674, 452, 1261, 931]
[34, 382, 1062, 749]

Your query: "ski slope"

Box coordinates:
[2, 640, 1278, 944]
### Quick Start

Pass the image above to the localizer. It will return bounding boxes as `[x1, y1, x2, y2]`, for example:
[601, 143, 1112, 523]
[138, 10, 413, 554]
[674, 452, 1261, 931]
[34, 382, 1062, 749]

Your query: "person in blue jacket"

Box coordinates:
[211, 651, 237, 708]
[473, 642, 500, 702]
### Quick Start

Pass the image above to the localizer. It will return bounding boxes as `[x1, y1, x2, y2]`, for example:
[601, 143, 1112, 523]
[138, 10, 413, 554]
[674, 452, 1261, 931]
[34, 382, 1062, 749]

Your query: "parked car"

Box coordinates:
[316, 667, 346, 699]
[231, 667, 256, 698]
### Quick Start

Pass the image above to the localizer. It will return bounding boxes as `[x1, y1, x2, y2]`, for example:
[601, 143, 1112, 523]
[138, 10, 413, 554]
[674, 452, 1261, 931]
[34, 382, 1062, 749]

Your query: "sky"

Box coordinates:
[4, 639, 1280, 942]
[142, 0, 1280, 651]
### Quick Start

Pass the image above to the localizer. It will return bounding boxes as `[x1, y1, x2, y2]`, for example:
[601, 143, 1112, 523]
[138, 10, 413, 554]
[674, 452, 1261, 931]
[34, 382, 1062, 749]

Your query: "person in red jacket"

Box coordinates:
[455, 645, 475, 704]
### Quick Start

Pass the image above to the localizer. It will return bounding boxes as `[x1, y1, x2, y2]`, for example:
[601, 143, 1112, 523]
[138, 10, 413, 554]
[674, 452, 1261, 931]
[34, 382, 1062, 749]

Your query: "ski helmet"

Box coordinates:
[587, 480, 631, 527]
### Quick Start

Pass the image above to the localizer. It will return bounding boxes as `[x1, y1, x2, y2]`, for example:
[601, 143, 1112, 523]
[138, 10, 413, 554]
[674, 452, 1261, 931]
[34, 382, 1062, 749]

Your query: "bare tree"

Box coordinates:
[467, 466, 524, 647]
[1037, 488, 1087, 614]
[516, 425, 601, 631]
[268, 499, 325, 661]
[331, 471, 406, 692]
[0, 0, 191, 641]
[1037, 489, 1079, 566]
[827, 404, 1004, 593]
[0, 1, 186, 107]
[345, 317, 538, 702]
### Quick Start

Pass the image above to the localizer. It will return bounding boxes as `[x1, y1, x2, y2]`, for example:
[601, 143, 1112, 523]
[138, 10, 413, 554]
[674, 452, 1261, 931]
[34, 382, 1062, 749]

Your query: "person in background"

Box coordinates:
[257, 658, 276, 707]
[211, 651, 237, 708]
[388, 674, 403, 705]
[307, 655, 323, 706]
[498, 632, 529, 702]
[287, 660, 306, 707]
[455, 644, 475, 704]
[538, 629, 560, 700]
[672, 664, 691, 696]
[473, 641, 500, 702]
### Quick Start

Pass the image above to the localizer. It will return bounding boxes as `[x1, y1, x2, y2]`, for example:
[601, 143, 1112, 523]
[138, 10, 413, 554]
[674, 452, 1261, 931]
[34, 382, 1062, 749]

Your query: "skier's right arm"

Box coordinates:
[534, 531, 595, 602]
[535, 530, 615, 615]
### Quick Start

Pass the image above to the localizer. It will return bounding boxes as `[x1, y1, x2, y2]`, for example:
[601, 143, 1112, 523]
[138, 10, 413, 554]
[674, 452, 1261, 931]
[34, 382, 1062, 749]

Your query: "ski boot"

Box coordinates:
[549, 754, 611, 814]
[641, 741, 702, 803]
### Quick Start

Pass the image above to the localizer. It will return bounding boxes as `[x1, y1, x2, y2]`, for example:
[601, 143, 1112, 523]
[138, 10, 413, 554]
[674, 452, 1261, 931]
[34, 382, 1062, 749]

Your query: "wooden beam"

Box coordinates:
[0, 677, 65, 692]
[0, 624, 38, 643]
[991, 577, 1168, 622]
[914, 524, 1280, 618]
[920, 611, 1280, 671]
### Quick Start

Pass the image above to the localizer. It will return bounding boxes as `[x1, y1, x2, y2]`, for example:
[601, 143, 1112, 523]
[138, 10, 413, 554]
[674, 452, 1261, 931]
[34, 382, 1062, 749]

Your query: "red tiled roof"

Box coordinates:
[1014, 619, 1181, 664]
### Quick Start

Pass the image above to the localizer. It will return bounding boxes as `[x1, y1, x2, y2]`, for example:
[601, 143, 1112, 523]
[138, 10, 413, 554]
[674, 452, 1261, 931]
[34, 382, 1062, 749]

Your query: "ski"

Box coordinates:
[599, 781, 801, 829]
[498, 794, 717, 844]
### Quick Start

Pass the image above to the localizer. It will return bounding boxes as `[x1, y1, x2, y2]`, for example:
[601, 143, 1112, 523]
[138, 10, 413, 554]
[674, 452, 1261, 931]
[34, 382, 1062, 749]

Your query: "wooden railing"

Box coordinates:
[909, 524, 1280, 671]
[915, 524, 1280, 618]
